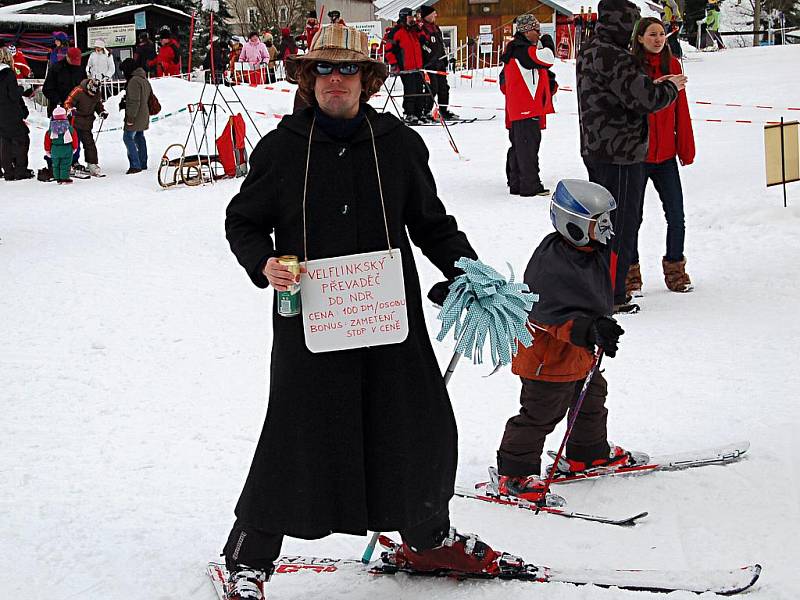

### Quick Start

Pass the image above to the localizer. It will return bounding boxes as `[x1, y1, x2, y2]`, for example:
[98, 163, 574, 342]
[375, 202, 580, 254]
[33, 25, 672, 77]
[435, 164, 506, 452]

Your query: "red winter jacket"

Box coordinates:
[500, 35, 557, 130]
[149, 39, 180, 77]
[390, 24, 423, 70]
[645, 54, 695, 165]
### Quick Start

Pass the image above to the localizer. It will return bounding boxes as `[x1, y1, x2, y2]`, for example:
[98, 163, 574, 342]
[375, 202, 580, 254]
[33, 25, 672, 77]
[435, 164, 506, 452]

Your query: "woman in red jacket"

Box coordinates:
[630, 17, 695, 294]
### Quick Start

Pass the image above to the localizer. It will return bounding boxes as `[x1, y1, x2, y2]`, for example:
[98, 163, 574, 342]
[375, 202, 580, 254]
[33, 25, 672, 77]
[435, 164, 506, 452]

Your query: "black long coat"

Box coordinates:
[42, 60, 86, 117]
[0, 66, 28, 138]
[225, 105, 477, 539]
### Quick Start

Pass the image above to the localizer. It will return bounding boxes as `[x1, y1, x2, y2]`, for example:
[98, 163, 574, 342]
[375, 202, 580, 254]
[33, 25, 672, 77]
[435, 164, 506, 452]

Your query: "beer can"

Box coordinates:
[276, 255, 301, 317]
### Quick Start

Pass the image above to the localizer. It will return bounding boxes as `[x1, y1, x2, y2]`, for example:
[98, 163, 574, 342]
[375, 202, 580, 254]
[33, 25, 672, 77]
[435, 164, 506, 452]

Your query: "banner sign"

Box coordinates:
[301, 249, 409, 353]
[134, 11, 146, 30]
[349, 21, 383, 41]
[764, 120, 799, 186]
[87, 24, 136, 48]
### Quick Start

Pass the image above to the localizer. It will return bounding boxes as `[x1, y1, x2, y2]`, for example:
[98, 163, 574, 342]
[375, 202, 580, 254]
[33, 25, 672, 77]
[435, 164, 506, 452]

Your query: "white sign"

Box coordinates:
[479, 24, 492, 34]
[349, 20, 382, 41]
[480, 43, 493, 54]
[87, 24, 136, 48]
[478, 32, 493, 43]
[301, 249, 409, 353]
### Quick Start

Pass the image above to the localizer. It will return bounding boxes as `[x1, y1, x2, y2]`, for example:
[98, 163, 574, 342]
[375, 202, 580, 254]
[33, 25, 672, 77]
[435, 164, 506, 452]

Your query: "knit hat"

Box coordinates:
[94, 39, 106, 50]
[515, 14, 540, 33]
[66, 47, 82, 65]
[308, 9, 317, 18]
[86, 78, 100, 95]
[53, 31, 69, 43]
[281, 27, 291, 37]
[263, 32, 273, 42]
[420, 5, 436, 18]
[52, 106, 67, 119]
[120, 57, 137, 78]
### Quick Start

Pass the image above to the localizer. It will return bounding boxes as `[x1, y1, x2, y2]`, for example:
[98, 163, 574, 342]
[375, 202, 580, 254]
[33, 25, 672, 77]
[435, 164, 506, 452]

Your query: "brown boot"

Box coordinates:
[662, 257, 693, 293]
[625, 263, 643, 298]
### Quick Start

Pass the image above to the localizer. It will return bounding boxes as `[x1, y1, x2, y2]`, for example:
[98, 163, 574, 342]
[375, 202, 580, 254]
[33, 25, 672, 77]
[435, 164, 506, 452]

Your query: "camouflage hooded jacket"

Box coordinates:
[576, 0, 679, 165]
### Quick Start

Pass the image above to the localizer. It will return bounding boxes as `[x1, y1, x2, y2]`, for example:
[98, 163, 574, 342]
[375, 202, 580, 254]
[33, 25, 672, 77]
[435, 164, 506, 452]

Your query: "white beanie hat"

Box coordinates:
[94, 38, 107, 49]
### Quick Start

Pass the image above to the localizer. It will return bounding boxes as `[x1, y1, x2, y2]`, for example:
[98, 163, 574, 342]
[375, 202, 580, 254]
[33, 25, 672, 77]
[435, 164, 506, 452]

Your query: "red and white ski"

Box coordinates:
[454, 483, 649, 526]
[546, 441, 750, 484]
[208, 544, 761, 597]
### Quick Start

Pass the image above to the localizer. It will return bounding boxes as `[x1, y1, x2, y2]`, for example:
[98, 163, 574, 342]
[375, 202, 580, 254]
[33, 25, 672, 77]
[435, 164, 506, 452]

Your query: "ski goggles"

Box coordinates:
[313, 62, 360, 76]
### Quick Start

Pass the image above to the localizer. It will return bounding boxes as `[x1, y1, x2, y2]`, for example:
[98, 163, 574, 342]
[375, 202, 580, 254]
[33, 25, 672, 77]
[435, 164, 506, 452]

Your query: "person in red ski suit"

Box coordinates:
[149, 30, 180, 77]
[500, 14, 558, 197]
[301, 10, 321, 48]
[628, 17, 696, 295]
[388, 7, 426, 123]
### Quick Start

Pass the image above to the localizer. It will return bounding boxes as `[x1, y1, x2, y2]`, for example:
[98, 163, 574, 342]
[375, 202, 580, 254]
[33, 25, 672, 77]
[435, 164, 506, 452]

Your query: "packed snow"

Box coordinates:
[2, 44, 799, 599]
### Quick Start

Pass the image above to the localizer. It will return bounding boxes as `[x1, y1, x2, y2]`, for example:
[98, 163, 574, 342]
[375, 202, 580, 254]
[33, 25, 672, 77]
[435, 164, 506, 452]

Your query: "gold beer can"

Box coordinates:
[276, 255, 301, 317]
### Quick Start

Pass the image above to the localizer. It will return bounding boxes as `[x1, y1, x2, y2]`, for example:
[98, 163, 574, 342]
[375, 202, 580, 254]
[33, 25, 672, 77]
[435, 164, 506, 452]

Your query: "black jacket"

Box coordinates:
[576, 0, 678, 164]
[43, 59, 86, 117]
[134, 40, 156, 73]
[420, 21, 446, 69]
[225, 104, 477, 539]
[0, 65, 28, 138]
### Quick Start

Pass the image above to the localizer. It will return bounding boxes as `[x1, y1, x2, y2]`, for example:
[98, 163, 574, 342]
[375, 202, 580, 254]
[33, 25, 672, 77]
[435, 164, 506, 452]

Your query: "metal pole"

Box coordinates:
[780, 117, 787, 208]
[72, 0, 78, 47]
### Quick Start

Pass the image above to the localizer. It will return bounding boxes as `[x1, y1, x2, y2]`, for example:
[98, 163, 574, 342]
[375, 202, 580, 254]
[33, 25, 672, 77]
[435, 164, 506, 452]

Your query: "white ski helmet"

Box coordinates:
[550, 179, 616, 247]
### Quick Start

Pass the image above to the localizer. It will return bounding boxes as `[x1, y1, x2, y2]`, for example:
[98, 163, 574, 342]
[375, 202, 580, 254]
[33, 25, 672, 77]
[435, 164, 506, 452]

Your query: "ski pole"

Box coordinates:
[536, 347, 604, 513]
[94, 115, 106, 142]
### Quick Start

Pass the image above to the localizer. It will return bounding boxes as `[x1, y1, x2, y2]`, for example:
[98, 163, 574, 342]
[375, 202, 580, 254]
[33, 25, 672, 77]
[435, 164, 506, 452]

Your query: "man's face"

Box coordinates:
[524, 28, 541, 44]
[314, 63, 362, 119]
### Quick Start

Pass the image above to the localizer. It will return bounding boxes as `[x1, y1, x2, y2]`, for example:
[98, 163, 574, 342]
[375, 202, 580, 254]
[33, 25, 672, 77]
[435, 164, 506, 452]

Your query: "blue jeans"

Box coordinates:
[123, 130, 147, 170]
[634, 158, 686, 263]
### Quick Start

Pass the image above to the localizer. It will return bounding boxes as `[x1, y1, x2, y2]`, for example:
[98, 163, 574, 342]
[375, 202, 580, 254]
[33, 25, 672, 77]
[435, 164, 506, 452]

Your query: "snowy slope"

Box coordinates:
[2, 45, 799, 600]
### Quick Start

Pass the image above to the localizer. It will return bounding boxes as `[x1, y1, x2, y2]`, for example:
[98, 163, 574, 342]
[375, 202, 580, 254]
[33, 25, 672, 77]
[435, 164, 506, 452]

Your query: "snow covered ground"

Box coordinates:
[2, 44, 799, 599]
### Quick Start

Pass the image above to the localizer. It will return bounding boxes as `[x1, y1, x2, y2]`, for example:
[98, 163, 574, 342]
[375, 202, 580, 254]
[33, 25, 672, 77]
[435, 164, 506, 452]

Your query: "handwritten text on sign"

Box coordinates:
[301, 249, 409, 353]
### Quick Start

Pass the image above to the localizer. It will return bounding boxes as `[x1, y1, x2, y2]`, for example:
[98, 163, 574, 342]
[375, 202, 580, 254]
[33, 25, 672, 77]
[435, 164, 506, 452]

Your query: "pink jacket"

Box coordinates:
[239, 40, 269, 64]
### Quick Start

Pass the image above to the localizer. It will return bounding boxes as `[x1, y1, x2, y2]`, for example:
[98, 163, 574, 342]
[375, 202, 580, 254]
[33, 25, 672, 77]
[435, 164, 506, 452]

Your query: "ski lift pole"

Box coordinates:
[188, 10, 197, 74]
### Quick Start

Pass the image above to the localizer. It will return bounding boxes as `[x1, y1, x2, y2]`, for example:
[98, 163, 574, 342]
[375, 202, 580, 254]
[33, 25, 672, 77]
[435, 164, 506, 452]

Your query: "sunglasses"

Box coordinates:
[314, 62, 360, 76]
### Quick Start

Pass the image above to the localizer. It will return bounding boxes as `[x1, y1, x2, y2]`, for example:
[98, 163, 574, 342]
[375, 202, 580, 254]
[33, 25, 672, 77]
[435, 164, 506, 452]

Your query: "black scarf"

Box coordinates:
[526, 232, 613, 325]
[313, 105, 365, 141]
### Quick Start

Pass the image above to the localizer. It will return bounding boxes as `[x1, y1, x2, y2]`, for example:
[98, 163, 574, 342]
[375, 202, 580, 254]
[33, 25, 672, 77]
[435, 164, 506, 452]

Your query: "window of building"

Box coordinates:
[248, 7, 259, 25]
[279, 6, 289, 22]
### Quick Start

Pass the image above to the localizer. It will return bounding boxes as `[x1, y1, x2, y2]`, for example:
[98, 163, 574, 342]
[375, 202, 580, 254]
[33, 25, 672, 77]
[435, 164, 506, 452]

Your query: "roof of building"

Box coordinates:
[0, 1, 192, 25]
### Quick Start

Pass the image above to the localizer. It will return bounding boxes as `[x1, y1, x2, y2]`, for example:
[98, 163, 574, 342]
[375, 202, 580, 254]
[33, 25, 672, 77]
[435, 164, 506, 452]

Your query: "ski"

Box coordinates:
[454, 484, 648, 526]
[547, 441, 750, 484]
[208, 549, 761, 597]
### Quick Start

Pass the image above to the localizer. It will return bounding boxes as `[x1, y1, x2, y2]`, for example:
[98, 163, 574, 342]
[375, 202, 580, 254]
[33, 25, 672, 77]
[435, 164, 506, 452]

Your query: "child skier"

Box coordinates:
[45, 106, 78, 184]
[64, 78, 108, 177]
[495, 179, 646, 501]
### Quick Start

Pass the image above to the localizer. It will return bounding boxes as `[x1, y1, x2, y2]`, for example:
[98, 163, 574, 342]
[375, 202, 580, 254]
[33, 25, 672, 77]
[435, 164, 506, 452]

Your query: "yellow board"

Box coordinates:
[764, 120, 800, 187]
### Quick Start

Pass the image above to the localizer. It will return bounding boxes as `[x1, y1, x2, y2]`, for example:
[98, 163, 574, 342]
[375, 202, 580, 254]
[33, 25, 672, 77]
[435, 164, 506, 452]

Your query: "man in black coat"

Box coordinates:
[419, 6, 455, 119]
[133, 32, 157, 76]
[0, 48, 32, 180]
[221, 24, 505, 600]
[43, 47, 86, 117]
[576, 0, 685, 311]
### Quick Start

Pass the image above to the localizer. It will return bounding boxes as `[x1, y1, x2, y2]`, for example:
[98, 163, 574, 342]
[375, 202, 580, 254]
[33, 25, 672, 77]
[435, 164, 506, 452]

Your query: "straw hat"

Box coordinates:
[287, 24, 387, 71]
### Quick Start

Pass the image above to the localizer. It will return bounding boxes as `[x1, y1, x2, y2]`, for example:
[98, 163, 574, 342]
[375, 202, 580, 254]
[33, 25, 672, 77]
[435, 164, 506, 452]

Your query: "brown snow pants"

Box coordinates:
[497, 373, 610, 477]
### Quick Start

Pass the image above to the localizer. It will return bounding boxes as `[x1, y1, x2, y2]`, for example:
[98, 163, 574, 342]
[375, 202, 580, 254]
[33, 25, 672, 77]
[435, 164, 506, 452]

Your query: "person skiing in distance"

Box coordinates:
[419, 5, 455, 119]
[495, 180, 646, 501]
[627, 17, 695, 295]
[64, 78, 108, 177]
[389, 7, 426, 124]
[576, 0, 683, 313]
[222, 23, 506, 600]
[500, 14, 558, 197]
[704, 0, 725, 50]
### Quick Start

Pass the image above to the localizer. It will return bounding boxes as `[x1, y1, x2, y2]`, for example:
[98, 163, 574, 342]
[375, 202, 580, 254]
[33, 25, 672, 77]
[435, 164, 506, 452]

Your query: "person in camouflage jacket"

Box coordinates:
[576, 0, 686, 310]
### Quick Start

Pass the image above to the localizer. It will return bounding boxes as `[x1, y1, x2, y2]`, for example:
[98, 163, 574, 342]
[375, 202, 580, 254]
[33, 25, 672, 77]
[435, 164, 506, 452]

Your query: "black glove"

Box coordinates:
[118, 98, 126, 110]
[427, 279, 453, 307]
[570, 316, 625, 358]
[100, 111, 109, 119]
